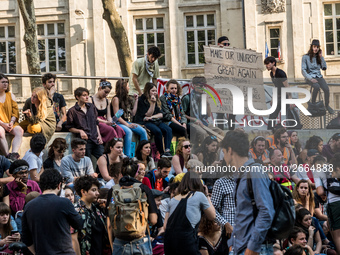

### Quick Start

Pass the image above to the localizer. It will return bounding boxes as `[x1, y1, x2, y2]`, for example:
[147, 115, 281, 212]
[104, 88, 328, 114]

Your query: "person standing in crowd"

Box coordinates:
[135, 82, 172, 158]
[66, 87, 104, 159]
[145, 158, 171, 191]
[43, 137, 68, 173]
[134, 140, 156, 173]
[221, 130, 275, 255]
[22, 169, 83, 255]
[0, 74, 23, 161]
[89, 79, 125, 144]
[171, 138, 198, 175]
[96, 138, 123, 182]
[112, 79, 148, 158]
[217, 36, 235, 131]
[270, 127, 297, 165]
[264, 56, 292, 130]
[248, 136, 270, 164]
[60, 138, 96, 184]
[302, 39, 334, 114]
[160, 79, 188, 138]
[164, 171, 216, 255]
[211, 172, 235, 240]
[322, 133, 340, 161]
[130, 46, 161, 96]
[73, 175, 110, 255]
[42, 73, 67, 131]
[22, 133, 46, 183]
[20, 87, 56, 142]
[107, 158, 157, 255]
[7, 160, 41, 216]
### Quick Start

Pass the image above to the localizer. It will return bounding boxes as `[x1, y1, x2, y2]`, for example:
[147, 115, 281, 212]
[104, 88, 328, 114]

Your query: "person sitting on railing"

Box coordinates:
[19, 87, 56, 143]
[88, 79, 125, 146]
[42, 73, 67, 132]
[0, 74, 23, 161]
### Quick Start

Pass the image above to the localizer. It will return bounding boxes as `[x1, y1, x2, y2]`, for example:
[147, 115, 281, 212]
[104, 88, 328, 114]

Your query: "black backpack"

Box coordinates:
[246, 173, 295, 240]
[326, 178, 340, 196]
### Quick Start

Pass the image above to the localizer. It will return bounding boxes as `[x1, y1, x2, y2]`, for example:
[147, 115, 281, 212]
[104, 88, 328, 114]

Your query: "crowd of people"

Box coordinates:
[0, 39, 338, 255]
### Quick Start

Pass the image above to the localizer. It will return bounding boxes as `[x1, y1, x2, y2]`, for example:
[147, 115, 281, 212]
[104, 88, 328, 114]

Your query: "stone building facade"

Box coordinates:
[0, 0, 339, 107]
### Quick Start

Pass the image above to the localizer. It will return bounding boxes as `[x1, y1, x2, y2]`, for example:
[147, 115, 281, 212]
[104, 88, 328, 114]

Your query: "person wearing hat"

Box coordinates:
[6, 160, 41, 215]
[218, 36, 230, 47]
[22, 133, 46, 183]
[302, 39, 334, 114]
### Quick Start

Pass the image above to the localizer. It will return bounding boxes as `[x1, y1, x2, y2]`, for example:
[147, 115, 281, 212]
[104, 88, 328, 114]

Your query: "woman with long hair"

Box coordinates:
[171, 138, 198, 175]
[195, 136, 220, 167]
[0, 202, 20, 253]
[164, 171, 215, 255]
[20, 87, 56, 142]
[299, 135, 323, 165]
[111, 79, 148, 158]
[97, 138, 124, 182]
[134, 140, 156, 173]
[288, 131, 302, 161]
[0, 74, 23, 160]
[135, 161, 152, 189]
[160, 79, 188, 138]
[89, 79, 125, 144]
[293, 180, 315, 216]
[135, 82, 172, 158]
[301, 39, 333, 114]
[43, 137, 68, 172]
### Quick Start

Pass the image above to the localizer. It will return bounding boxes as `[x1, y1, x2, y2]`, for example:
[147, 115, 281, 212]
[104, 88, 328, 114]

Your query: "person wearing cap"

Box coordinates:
[42, 73, 67, 132]
[218, 36, 230, 47]
[302, 39, 334, 114]
[264, 56, 293, 130]
[66, 87, 104, 159]
[88, 79, 125, 144]
[22, 133, 46, 183]
[6, 160, 41, 215]
[322, 133, 340, 161]
[129, 46, 161, 96]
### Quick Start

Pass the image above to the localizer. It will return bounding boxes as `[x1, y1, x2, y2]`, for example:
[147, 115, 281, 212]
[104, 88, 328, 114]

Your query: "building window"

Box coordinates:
[0, 26, 16, 74]
[269, 28, 280, 58]
[185, 14, 216, 65]
[135, 17, 165, 66]
[324, 3, 340, 56]
[335, 93, 340, 109]
[37, 23, 66, 72]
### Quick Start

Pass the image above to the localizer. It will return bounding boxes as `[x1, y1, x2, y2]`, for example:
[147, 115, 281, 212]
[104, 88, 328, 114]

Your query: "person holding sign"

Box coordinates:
[129, 46, 161, 96]
[264, 56, 292, 130]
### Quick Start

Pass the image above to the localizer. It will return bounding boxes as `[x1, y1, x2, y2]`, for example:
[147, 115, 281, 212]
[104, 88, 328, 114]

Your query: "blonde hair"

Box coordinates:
[175, 138, 190, 156]
[293, 179, 315, 216]
[33, 87, 48, 120]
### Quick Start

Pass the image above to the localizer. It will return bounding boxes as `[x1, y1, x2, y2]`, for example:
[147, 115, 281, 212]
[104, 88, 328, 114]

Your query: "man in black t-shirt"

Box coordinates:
[42, 73, 67, 131]
[264, 57, 292, 130]
[22, 169, 83, 255]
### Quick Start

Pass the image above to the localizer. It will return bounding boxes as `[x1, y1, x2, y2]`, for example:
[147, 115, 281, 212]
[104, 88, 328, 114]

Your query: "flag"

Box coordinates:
[277, 41, 281, 60]
[265, 42, 269, 58]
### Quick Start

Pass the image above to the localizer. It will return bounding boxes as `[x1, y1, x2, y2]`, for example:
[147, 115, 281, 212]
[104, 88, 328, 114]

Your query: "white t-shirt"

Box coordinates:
[314, 171, 340, 204]
[22, 150, 43, 179]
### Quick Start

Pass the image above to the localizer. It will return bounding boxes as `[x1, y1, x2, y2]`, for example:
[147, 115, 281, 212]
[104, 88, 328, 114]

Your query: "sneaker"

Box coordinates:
[327, 105, 335, 114]
[6, 152, 20, 162]
[161, 152, 173, 158]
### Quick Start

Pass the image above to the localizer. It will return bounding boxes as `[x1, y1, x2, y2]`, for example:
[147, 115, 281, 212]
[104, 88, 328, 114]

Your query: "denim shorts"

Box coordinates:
[112, 235, 152, 255]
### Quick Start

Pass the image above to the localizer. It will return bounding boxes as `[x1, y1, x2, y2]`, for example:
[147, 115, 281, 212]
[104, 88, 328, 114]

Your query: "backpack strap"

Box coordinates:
[247, 173, 258, 220]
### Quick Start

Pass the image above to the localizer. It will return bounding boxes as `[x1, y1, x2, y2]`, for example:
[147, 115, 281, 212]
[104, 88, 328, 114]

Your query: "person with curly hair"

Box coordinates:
[111, 79, 148, 158]
[0, 74, 23, 161]
[198, 214, 228, 255]
[20, 87, 56, 142]
[73, 175, 110, 255]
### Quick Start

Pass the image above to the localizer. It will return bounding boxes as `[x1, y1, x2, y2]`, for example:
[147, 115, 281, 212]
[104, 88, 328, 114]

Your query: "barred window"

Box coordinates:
[0, 26, 16, 73]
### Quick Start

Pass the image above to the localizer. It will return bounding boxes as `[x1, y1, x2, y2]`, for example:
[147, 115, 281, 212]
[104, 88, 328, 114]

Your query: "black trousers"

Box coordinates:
[306, 77, 330, 106]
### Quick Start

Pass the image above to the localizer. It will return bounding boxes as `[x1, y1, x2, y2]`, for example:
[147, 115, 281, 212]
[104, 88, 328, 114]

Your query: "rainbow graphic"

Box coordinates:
[196, 84, 223, 107]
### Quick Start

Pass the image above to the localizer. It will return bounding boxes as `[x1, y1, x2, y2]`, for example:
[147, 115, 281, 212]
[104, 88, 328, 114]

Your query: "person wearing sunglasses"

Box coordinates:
[218, 36, 230, 47]
[88, 79, 125, 144]
[43, 138, 68, 173]
[171, 138, 198, 175]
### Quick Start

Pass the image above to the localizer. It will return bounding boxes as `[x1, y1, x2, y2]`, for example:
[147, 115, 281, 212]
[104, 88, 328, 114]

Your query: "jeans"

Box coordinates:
[117, 122, 148, 158]
[169, 122, 187, 138]
[144, 122, 172, 154]
[85, 139, 104, 159]
[237, 244, 274, 255]
[112, 235, 152, 255]
[306, 77, 330, 106]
